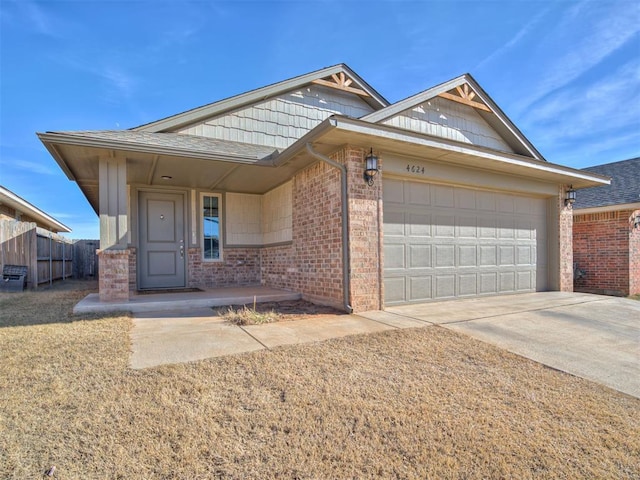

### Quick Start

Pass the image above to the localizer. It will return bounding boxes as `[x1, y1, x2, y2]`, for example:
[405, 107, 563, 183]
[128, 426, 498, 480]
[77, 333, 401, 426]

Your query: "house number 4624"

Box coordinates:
[406, 165, 425, 174]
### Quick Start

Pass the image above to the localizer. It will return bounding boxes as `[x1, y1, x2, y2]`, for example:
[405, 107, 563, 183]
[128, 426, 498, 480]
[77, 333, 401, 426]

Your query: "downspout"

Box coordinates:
[305, 143, 353, 313]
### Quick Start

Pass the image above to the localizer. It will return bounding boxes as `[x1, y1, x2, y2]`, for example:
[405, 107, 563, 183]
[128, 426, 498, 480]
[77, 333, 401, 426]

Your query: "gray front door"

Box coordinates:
[138, 191, 186, 289]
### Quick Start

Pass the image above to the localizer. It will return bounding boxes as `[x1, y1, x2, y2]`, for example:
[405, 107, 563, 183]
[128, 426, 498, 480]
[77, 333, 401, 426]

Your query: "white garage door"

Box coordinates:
[383, 179, 548, 305]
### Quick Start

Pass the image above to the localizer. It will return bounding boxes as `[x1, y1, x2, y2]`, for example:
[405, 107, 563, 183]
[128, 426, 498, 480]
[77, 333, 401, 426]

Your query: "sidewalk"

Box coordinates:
[130, 308, 429, 369]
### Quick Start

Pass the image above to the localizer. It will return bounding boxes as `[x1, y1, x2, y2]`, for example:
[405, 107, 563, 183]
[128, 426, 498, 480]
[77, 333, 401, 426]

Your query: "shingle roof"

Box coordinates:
[575, 157, 640, 208]
[51, 130, 278, 161]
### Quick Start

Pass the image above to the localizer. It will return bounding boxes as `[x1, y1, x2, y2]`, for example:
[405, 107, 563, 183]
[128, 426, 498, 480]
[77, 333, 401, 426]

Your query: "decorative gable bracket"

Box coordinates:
[312, 72, 371, 97]
[438, 83, 490, 112]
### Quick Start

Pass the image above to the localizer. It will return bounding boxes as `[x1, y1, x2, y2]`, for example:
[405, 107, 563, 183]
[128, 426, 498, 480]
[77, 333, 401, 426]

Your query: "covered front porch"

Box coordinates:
[73, 285, 301, 315]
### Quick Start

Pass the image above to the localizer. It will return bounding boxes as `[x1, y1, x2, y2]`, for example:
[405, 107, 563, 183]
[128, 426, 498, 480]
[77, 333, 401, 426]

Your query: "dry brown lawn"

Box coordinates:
[1, 281, 639, 479]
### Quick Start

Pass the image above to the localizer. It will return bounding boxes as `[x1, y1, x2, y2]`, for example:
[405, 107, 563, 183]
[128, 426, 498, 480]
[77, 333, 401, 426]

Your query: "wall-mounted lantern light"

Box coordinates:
[565, 186, 576, 206]
[364, 148, 379, 186]
[634, 213, 640, 229]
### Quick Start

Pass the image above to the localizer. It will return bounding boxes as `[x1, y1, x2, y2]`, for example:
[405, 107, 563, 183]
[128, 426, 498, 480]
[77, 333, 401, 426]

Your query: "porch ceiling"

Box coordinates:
[38, 135, 319, 213]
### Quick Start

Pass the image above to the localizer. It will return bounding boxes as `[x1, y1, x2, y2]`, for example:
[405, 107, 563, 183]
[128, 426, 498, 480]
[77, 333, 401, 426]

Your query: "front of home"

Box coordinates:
[38, 64, 609, 312]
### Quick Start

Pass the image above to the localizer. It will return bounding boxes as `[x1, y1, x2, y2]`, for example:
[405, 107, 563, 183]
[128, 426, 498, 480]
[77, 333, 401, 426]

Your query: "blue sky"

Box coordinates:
[1, 0, 639, 239]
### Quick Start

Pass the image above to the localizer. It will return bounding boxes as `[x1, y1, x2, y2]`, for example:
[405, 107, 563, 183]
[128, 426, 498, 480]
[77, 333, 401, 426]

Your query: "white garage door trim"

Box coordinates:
[383, 178, 548, 305]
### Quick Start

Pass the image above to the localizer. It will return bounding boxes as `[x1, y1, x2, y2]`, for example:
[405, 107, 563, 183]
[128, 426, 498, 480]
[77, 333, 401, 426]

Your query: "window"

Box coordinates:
[202, 194, 222, 260]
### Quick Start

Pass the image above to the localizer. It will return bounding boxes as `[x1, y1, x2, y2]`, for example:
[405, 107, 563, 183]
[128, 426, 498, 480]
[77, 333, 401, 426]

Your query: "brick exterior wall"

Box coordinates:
[573, 209, 636, 296]
[261, 244, 297, 291]
[630, 210, 640, 296]
[98, 249, 130, 301]
[128, 247, 137, 293]
[259, 146, 383, 312]
[289, 157, 344, 307]
[341, 147, 383, 312]
[187, 247, 260, 288]
[559, 187, 574, 292]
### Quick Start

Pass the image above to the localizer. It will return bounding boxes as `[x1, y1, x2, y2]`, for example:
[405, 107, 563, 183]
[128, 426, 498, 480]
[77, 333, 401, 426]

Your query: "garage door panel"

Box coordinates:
[457, 189, 476, 209]
[480, 245, 498, 266]
[458, 274, 477, 296]
[383, 179, 548, 305]
[384, 210, 406, 236]
[500, 272, 516, 292]
[409, 244, 431, 268]
[499, 245, 515, 266]
[409, 276, 432, 302]
[435, 275, 456, 299]
[458, 217, 478, 238]
[408, 182, 431, 206]
[480, 272, 498, 293]
[435, 245, 455, 267]
[408, 213, 432, 236]
[384, 244, 406, 269]
[458, 245, 477, 267]
[383, 178, 405, 203]
[517, 271, 533, 290]
[434, 215, 455, 237]
[384, 276, 406, 303]
[517, 245, 533, 265]
[434, 185, 455, 207]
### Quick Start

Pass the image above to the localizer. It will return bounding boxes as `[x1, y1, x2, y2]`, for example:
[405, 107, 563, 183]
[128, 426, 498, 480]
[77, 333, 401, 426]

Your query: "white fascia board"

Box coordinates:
[37, 132, 265, 165]
[0, 185, 71, 232]
[329, 116, 610, 186]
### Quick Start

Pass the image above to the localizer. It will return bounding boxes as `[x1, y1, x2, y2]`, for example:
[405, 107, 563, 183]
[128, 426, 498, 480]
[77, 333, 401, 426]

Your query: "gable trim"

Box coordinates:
[361, 74, 544, 161]
[132, 64, 389, 133]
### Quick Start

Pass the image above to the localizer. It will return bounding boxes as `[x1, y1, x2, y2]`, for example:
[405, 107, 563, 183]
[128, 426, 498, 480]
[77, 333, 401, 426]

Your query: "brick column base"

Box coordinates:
[98, 249, 130, 302]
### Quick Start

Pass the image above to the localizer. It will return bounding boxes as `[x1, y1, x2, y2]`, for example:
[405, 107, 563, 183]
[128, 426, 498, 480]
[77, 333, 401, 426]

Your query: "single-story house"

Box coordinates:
[38, 64, 609, 312]
[1, 185, 71, 288]
[0, 185, 71, 233]
[573, 158, 640, 296]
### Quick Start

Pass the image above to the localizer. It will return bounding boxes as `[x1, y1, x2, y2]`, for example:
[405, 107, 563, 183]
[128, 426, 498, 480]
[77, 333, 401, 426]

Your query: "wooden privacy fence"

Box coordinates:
[0, 219, 99, 289]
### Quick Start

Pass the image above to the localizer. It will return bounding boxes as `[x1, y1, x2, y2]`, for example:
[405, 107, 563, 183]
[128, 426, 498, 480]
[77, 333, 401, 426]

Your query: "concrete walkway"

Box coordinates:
[130, 292, 640, 399]
[130, 309, 407, 369]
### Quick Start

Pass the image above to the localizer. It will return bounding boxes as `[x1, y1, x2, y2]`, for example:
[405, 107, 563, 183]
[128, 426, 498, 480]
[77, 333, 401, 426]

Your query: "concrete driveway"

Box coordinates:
[386, 292, 640, 398]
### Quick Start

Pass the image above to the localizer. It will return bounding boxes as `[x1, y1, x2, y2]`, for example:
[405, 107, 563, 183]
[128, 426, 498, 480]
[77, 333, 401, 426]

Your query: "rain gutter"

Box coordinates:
[305, 143, 353, 314]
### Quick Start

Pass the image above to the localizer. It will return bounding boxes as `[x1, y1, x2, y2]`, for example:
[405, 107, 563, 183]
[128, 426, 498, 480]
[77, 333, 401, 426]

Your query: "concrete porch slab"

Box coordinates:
[73, 285, 301, 315]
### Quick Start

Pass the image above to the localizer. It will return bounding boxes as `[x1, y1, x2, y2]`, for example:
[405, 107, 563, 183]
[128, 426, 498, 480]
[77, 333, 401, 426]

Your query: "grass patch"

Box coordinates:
[221, 305, 281, 325]
[2, 282, 639, 478]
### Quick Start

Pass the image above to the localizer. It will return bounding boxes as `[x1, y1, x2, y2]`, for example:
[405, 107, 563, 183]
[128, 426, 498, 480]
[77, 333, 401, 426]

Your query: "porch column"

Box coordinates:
[558, 185, 574, 292]
[97, 156, 130, 301]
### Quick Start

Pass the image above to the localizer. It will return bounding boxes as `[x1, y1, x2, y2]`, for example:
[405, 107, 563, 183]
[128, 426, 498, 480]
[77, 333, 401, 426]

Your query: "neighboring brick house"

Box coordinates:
[573, 158, 640, 296]
[38, 64, 608, 311]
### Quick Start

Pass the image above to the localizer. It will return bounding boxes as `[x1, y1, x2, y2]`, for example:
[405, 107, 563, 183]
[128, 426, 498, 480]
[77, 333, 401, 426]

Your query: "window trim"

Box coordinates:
[200, 192, 223, 262]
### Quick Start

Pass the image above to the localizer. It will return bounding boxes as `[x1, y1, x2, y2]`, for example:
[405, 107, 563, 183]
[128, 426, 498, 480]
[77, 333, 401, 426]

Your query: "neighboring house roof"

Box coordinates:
[132, 63, 389, 133]
[0, 185, 71, 233]
[362, 73, 545, 160]
[575, 157, 640, 209]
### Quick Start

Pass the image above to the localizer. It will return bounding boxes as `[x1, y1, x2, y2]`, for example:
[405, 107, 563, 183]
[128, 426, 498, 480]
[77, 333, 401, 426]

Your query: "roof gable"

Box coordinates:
[575, 157, 640, 208]
[0, 185, 71, 233]
[362, 74, 545, 160]
[133, 64, 388, 133]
